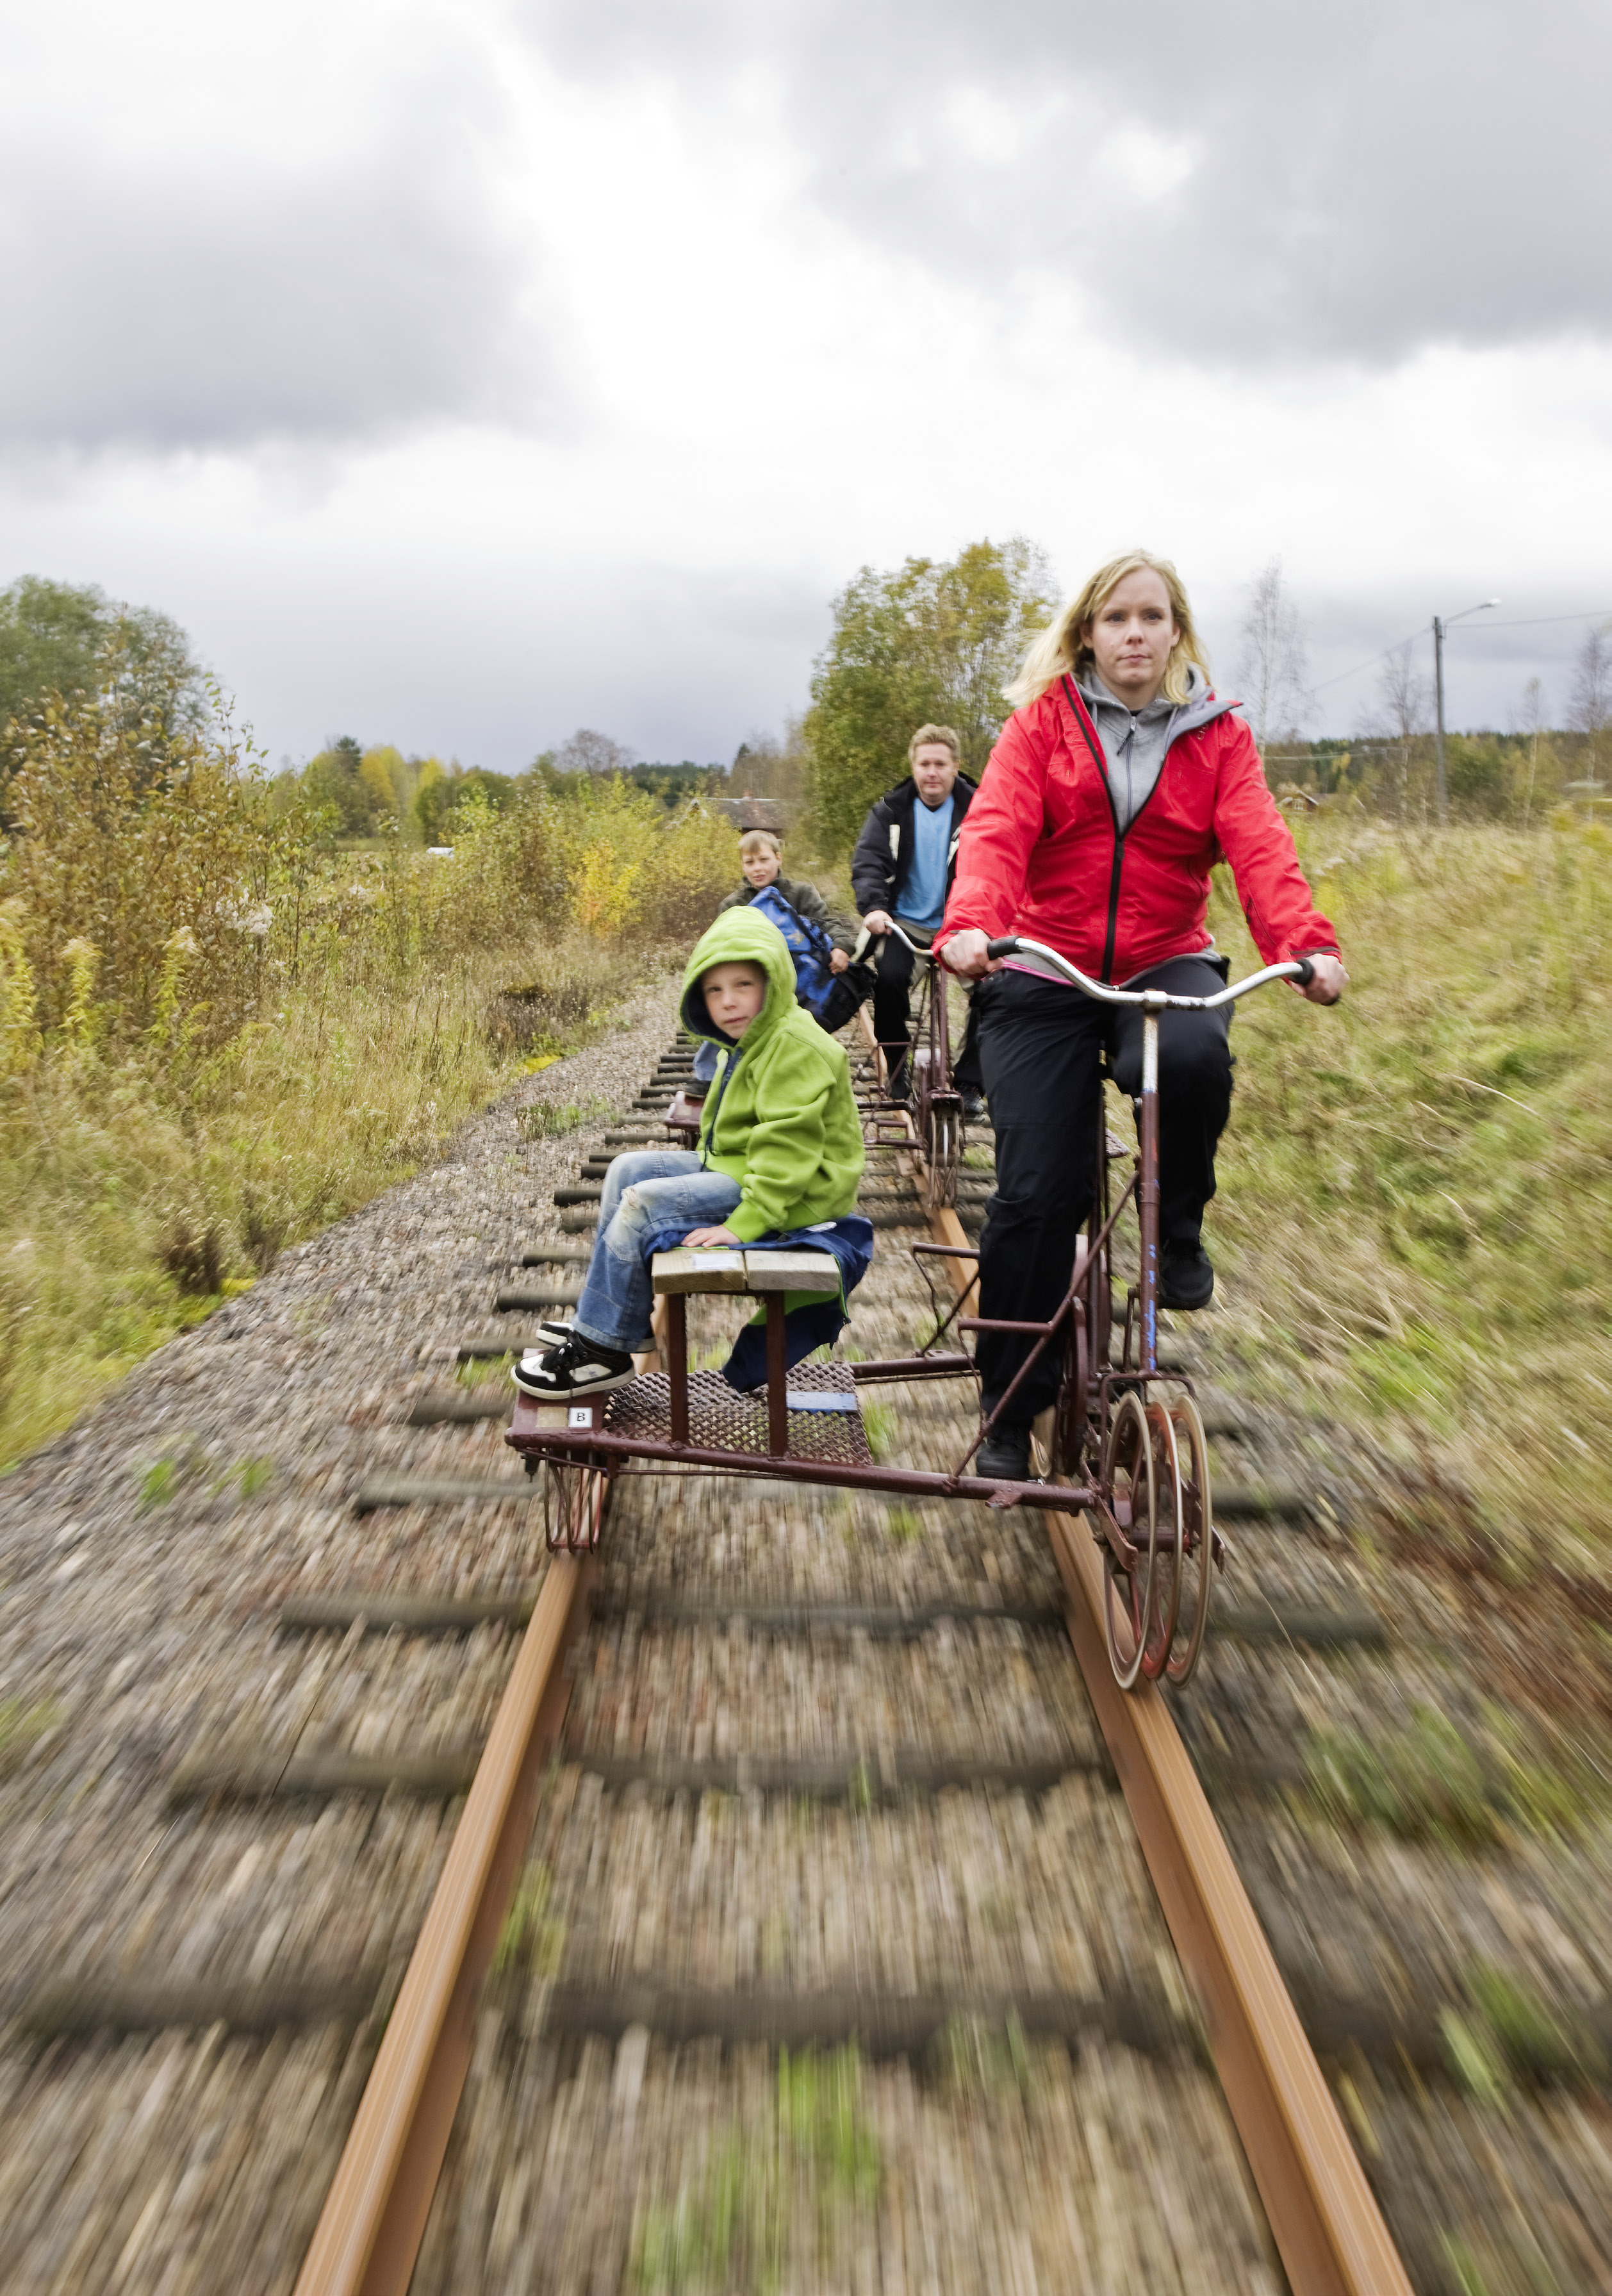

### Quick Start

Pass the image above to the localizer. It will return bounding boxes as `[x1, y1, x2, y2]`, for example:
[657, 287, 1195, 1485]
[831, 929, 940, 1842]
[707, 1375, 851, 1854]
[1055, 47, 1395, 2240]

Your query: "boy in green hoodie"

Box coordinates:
[514, 909, 866, 1399]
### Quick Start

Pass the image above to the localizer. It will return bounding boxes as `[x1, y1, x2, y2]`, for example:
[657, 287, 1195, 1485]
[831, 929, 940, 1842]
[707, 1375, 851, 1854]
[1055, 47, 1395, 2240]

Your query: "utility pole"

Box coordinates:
[1431, 599, 1501, 822]
[1433, 616, 1447, 822]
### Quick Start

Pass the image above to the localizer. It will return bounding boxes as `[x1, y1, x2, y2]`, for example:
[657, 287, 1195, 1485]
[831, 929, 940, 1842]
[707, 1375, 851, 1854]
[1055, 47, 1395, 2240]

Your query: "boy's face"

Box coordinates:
[741, 845, 781, 888]
[702, 961, 767, 1037]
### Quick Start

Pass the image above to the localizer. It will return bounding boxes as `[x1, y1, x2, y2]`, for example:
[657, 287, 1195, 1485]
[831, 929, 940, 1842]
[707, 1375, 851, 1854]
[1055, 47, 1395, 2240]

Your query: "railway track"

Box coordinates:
[292, 1036, 1408, 2295]
[7, 1009, 1606, 2289]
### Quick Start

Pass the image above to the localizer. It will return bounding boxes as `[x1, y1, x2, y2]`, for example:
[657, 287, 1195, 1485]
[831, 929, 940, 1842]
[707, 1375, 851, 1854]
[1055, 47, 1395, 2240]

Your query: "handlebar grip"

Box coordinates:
[1292, 957, 1315, 987]
[984, 936, 1020, 961]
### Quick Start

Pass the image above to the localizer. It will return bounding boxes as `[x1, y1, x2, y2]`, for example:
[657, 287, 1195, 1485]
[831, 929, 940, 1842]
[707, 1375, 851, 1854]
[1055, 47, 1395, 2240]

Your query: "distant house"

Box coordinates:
[716, 791, 789, 833]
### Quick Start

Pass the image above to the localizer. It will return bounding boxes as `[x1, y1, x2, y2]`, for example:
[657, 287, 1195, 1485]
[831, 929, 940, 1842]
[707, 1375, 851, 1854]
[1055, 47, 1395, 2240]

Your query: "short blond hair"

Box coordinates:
[908, 723, 962, 766]
[1005, 552, 1211, 711]
[739, 828, 782, 858]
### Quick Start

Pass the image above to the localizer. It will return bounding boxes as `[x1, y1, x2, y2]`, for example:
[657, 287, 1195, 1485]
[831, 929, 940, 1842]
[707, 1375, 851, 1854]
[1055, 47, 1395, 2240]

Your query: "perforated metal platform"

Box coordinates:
[605, 1362, 873, 1466]
[507, 1362, 873, 1469]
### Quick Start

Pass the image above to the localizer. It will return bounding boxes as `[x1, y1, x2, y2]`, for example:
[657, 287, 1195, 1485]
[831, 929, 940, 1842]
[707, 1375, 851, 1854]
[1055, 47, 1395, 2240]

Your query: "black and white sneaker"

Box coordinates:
[512, 1337, 635, 1398]
[526, 1316, 575, 1350]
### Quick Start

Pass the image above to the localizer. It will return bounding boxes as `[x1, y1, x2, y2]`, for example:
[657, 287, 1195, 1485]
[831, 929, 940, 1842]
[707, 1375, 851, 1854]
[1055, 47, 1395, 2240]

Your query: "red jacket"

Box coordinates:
[937, 677, 1338, 982]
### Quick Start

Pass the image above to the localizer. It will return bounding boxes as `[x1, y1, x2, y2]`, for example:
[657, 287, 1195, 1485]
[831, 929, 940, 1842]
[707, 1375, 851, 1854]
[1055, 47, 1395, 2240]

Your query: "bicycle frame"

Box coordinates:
[962, 938, 1312, 1371]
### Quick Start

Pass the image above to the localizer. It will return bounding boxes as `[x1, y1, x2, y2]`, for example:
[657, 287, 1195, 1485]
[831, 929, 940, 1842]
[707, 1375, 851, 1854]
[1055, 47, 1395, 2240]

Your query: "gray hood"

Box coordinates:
[1073, 665, 1233, 832]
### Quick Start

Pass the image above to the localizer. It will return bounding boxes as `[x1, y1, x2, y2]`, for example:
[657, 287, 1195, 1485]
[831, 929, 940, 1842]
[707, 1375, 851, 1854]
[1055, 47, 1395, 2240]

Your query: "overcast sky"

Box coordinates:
[2, 0, 1608, 768]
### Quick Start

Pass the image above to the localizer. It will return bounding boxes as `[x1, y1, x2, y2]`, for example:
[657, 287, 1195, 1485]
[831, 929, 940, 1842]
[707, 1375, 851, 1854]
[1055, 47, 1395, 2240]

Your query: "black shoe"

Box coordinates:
[527, 1316, 575, 1350]
[976, 1425, 1032, 1480]
[513, 1337, 635, 1398]
[959, 1091, 987, 1125]
[1160, 1241, 1214, 1310]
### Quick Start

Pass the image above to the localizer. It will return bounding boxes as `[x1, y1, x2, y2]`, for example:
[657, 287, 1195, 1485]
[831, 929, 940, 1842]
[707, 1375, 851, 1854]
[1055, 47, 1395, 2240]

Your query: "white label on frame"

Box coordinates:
[568, 1406, 595, 1429]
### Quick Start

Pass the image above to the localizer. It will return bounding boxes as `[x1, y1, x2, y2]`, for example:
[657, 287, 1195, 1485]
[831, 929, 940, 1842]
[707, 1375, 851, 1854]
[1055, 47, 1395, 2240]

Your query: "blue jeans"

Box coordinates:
[572, 1151, 743, 1351]
[691, 1038, 721, 1086]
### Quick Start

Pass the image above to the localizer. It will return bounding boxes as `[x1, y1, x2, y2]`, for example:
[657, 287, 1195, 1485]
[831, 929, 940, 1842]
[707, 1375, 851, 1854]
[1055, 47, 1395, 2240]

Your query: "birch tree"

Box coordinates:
[1235, 561, 1310, 749]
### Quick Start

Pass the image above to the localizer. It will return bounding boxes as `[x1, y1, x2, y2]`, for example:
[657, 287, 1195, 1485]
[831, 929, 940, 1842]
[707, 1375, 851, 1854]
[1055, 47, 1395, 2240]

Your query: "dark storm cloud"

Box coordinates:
[527, 0, 1612, 363]
[0, 81, 549, 453]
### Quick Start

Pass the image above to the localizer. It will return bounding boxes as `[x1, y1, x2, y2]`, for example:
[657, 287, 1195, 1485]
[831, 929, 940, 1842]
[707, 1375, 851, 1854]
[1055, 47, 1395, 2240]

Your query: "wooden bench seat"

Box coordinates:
[650, 1247, 841, 1453]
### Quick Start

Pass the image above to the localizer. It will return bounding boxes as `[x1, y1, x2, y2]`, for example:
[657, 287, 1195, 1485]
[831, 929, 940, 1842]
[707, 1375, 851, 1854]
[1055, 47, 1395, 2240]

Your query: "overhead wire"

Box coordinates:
[1312, 605, 1612, 695]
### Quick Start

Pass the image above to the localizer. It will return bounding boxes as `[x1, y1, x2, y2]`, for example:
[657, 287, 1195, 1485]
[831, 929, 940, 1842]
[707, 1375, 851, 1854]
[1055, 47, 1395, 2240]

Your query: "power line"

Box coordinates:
[1312, 629, 1425, 694]
[1312, 604, 1612, 695]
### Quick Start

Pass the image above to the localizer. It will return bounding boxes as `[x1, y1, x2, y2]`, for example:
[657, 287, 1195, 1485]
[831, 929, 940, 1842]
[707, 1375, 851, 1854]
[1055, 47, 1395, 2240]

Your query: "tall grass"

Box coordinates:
[0, 684, 735, 1467]
[1205, 816, 1612, 1580]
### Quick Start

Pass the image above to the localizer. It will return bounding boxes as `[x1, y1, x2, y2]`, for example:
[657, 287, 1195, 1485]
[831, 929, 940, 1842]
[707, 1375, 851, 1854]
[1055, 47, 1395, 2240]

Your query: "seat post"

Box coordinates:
[1137, 1000, 1162, 1375]
[764, 1294, 789, 1455]
[666, 1293, 689, 1446]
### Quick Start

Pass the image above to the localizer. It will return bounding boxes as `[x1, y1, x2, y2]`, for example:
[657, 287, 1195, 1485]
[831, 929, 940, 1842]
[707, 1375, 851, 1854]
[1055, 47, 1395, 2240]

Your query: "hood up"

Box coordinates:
[679, 906, 798, 1051]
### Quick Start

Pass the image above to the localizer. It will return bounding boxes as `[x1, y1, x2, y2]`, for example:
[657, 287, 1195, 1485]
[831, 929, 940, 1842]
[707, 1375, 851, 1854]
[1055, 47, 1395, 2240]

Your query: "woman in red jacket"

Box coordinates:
[937, 551, 1346, 1481]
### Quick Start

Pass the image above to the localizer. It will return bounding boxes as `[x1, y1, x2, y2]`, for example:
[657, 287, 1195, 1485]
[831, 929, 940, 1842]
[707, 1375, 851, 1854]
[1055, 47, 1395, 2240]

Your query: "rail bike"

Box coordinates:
[850, 923, 966, 1213]
[508, 943, 1317, 1688]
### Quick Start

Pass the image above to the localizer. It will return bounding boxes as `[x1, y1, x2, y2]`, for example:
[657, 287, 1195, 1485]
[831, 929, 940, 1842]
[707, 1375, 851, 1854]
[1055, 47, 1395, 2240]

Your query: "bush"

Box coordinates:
[0, 679, 735, 1466]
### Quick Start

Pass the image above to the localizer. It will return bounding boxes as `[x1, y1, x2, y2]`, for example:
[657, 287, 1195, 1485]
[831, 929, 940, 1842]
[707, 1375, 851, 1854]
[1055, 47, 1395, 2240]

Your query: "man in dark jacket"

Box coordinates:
[850, 723, 983, 1112]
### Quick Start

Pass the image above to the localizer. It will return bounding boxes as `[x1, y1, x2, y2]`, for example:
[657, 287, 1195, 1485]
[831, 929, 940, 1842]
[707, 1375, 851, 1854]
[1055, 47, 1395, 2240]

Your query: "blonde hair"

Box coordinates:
[1004, 552, 1210, 711]
[739, 828, 782, 858]
[907, 723, 962, 766]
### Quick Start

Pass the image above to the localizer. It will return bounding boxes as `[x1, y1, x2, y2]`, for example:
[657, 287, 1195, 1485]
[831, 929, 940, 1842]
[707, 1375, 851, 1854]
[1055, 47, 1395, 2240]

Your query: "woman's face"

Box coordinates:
[1082, 569, 1180, 706]
[743, 845, 781, 888]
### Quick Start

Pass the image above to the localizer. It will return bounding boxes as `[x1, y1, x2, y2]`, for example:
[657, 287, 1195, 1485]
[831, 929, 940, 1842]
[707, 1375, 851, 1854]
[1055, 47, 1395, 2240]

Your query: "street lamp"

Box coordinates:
[1433, 599, 1501, 822]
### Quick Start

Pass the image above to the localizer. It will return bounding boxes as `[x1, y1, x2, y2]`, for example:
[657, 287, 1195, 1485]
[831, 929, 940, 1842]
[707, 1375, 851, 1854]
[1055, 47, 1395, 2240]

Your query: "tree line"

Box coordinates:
[8, 556, 1606, 866]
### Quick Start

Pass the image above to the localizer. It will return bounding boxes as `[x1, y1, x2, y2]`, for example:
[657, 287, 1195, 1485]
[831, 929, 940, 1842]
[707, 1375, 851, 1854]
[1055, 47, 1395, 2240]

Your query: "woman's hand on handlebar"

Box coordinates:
[937, 929, 1001, 980]
[1299, 953, 1347, 1005]
[860, 908, 894, 937]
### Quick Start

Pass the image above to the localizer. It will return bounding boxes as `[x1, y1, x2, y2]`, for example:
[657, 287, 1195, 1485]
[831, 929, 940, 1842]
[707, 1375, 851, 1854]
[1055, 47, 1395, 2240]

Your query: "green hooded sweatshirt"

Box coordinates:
[679, 907, 865, 1244]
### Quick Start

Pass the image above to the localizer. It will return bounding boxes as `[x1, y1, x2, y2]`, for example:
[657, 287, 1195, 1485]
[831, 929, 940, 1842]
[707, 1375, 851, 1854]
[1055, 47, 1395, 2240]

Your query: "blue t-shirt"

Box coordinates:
[901, 793, 954, 933]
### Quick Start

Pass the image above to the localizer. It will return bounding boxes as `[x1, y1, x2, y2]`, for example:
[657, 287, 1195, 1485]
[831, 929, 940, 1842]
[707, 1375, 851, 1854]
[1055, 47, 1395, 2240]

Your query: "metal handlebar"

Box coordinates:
[978, 936, 1313, 1006]
[853, 920, 938, 963]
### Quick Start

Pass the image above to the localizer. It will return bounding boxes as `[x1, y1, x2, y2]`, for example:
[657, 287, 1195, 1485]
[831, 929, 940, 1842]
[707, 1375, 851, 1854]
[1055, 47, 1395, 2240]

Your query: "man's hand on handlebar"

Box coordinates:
[860, 909, 894, 937]
[936, 929, 999, 980]
[1299, 953, 1347, 1005]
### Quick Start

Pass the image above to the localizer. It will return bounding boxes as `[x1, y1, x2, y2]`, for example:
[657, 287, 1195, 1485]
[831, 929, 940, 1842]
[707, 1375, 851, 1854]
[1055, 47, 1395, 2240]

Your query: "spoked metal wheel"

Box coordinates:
[1101, 1392, 1185, 1687]
[1160, 1394, 1214, 1685]
[1102, 1392, 1159, 1687]
[544, 1463, 611, 1554]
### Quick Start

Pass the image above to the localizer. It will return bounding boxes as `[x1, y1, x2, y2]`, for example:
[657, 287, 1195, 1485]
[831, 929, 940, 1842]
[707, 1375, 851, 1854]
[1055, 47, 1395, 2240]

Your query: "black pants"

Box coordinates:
[872, 923, 982, 1096]
[972, 955, 1235, 1421]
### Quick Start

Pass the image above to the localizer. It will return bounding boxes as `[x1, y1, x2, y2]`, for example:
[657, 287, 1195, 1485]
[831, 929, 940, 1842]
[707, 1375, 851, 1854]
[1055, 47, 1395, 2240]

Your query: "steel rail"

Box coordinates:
[928, 1201, 1411, 2296]
[292, 1533, 596, 2296]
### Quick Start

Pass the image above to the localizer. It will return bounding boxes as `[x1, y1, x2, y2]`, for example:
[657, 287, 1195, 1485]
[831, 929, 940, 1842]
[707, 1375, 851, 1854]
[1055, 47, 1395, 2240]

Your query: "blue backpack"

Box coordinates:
[746, 884, 838, 1020]
[745, 884, 875, 1034]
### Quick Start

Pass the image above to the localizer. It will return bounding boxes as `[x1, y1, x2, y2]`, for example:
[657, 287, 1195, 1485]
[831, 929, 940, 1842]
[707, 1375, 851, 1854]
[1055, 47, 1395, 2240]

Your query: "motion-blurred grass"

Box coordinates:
[1203, 816, 1612, 1582]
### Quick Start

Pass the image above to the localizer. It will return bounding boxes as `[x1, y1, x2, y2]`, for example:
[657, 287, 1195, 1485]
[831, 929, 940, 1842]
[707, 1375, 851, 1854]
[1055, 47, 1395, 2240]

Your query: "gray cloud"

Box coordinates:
[524, 0, 1612, 363]
[0, 69, 551, 452]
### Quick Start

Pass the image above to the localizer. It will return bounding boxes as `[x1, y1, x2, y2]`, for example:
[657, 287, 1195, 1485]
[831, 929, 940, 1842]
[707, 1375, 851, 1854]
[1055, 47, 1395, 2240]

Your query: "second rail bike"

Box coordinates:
[852, 921, 966, 1212]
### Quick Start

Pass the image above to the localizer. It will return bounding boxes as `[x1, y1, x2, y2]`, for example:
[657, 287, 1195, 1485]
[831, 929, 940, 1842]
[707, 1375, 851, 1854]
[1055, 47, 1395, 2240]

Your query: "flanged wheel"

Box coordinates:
[1160, 1394, 1214, 1684]
[925, 1100, 960, 1211]
[1102, 1394, 1186, 1686]
[1103, 1392, 1158, 1687]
